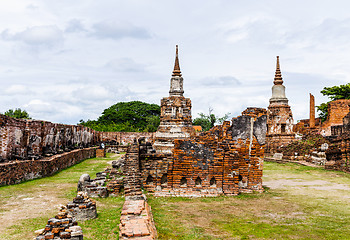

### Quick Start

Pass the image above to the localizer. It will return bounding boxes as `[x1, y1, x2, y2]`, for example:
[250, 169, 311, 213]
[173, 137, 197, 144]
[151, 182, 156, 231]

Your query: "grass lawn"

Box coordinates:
[148, 162, 350, 240]
[2, 156, 350, 240]
[0, 153, 124, 240]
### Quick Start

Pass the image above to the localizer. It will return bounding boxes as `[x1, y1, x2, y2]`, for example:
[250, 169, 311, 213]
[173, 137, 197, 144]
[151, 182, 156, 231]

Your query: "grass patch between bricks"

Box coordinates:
[0, 153, 122, 240]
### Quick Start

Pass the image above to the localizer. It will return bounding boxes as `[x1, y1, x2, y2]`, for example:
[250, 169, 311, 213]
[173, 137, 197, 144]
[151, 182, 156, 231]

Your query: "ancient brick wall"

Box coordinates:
[0, 114, 96, 162]
[326, 112, 350, 172]
[321, 99, 350, 136]
[138, 115, 265, 197]
[0, 147, 96, 186]
[99, 132, 154, 145]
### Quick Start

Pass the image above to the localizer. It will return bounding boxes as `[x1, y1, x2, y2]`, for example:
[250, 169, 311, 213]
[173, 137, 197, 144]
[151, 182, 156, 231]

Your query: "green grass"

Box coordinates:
[79, 196, 124, 240]
[0, 153, 123, 240]
[2, 156, 350, 239]
[149, 162, 350, 240]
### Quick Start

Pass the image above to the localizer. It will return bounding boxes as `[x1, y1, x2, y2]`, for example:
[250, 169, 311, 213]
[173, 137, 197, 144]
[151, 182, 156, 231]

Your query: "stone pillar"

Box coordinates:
[310, 93, 315, 128]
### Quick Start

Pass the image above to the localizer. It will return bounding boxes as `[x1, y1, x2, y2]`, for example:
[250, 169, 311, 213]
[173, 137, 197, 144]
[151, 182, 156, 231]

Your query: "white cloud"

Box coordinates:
[90, 21, 151, 40]
[1, 25, 63, 48]
[65, 19, 86, 33]
[4, 85, 29, 95]
[0, 0, 349, 124]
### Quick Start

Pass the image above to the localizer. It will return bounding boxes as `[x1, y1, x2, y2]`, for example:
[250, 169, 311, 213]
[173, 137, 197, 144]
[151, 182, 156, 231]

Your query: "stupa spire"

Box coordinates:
[274, 56, 283, 85]
[172, 45, 182, 77]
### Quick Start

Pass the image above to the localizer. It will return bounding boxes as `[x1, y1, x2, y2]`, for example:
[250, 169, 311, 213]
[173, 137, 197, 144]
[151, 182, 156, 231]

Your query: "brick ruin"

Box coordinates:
[118, 47, 266, 197]
[266, 56, 295, 154]
[325, 112, 350, 172]
[320, 99, 350, 136]
[0, 114, 96, 161]
[0, 147, 96, 186]
[294, 98, 350, 136]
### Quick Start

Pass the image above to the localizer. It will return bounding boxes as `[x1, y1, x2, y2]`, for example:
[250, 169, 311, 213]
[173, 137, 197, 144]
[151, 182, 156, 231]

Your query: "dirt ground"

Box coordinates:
[0, 183, 72, 237]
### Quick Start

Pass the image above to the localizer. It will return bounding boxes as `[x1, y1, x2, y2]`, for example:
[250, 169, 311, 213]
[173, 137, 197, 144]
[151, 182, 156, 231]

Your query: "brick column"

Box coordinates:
[310, 93, 315, 128]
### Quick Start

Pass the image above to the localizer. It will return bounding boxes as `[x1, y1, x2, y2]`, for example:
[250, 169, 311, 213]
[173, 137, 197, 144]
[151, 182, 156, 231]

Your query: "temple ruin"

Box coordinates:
[266, 56, 295, 153]
[123, 46, 265, 197]
[153, 45, 195, 153]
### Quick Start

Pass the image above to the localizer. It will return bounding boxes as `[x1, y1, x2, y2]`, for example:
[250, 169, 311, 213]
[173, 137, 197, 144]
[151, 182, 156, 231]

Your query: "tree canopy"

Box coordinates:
[79, 101, 161, 132]
[192, 108, 230, 131]
[4, 108, 31, 119]
[317, 83, 350, 122]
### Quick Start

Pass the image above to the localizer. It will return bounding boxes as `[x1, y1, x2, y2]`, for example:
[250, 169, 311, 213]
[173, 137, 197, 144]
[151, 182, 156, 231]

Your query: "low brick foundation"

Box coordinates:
[0, 147, 96, 186]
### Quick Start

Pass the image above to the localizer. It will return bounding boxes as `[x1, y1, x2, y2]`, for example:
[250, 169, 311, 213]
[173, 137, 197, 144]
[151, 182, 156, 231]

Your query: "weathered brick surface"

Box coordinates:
[35, 204, 83, 240]
[0, 147, 96, 186]
[320, 99, 350, 136]
[99, 132, 154, 145]
[266, 105, 295, 153]
[326, 112, 350, 172]
[0, 114, 96, 161]
[96, 148, 106, 157]
[124, 142, 143, 197]
[119, 199, 157, 239]
[139, 113, 265, 197]
[153, 95, 195, 153]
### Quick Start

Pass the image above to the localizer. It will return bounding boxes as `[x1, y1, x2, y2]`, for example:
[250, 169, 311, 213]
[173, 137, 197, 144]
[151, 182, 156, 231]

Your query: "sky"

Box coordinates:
[0, 0, 349, 124]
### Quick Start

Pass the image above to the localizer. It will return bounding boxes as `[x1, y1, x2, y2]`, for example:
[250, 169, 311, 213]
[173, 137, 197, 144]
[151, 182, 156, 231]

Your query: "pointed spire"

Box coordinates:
[172, 45, 182, 77]
[273, 56, 283, 85]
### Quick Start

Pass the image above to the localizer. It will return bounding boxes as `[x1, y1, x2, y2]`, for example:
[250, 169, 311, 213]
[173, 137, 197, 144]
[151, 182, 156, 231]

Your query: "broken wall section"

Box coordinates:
[140, 110, 265, 197]
[99, 132, 154, 145]
[0, 147, 96, 186]
[320, 99, 350, 136]
[0, 114, 96, 162]
[326, 112, 350, 172]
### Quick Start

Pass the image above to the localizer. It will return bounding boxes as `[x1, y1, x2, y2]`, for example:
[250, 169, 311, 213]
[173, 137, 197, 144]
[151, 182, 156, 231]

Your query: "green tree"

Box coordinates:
[317, 83, 350, 122]
[192, 108, 230, 131]
[79, 101, 161, 132]
[4, 108, 31, 119]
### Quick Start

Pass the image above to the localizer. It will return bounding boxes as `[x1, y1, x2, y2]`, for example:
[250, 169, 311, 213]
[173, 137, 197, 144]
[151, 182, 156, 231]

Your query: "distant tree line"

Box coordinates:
[3, 108, 31, 119]
[79, 101, 161, 132]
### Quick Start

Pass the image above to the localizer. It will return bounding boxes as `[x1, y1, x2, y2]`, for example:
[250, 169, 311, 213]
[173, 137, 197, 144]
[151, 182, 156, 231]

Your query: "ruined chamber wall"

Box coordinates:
[326, 112, 350, 172]
[139, 113, 266, 197]
[0, 114, 157, 162]
[98, 132, 155, 145]
[321, 99, 350, 136]
[0, 114, 97, 162]
[0, 147, 96, 186]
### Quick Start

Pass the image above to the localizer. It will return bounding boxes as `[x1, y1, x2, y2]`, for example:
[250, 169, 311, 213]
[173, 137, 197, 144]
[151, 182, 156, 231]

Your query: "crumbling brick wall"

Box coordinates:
[326, 112, 350, 172]
[99, 132, 154, 145]
[320, 99, 350, 136]
[137, 112, 266, 197]
[0, 147, 96, 186]
[0, 114, 96, 161]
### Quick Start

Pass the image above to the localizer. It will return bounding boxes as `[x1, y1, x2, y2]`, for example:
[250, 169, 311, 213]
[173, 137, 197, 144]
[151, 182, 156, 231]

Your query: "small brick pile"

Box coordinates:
[66, 192, 97, 221]
[35, 210, 83, 240]
[119, 198, 157, 239]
